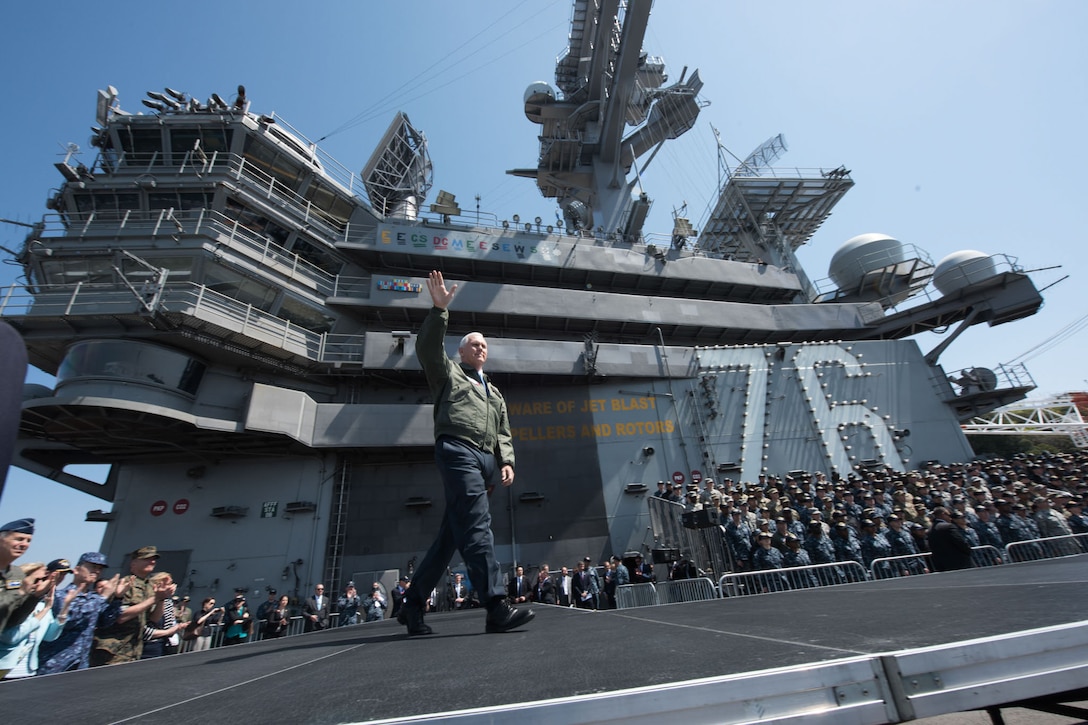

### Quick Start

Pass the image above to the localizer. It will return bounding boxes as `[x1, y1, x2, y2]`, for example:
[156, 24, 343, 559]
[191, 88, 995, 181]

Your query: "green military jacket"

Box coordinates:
[0, 565, 37, 632]
[416, 307, 515, 469]
[91, 574, 154, 663]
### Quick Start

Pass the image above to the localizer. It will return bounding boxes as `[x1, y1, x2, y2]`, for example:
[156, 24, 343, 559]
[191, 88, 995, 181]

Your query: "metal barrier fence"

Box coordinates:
[614, 578, 719, 609]
[656, 577, 719, 604]
[614, 583, 659, 609]
[867, 553, 929, 580]
[178, 612, 358, 652]
[1006, 532, 1088, 563]
[719, 561, 869, 598]
[867, 546, 1004, 580]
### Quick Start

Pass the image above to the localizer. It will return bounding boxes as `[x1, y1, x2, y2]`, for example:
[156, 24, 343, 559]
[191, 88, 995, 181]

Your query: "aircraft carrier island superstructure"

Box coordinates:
[2, 0, 1044, 599]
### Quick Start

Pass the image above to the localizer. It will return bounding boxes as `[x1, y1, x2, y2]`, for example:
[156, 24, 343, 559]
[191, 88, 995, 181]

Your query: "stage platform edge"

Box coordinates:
[360, 620, 1088, 725]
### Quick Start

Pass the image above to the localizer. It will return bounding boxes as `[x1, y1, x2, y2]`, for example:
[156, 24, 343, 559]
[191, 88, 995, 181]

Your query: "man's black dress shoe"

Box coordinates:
[485, 598, 534, 633]
[397, 600, 433, 636]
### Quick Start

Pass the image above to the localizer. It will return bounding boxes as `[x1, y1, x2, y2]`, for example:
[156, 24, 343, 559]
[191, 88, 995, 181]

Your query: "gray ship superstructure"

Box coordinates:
[2, 0, 1043, 599]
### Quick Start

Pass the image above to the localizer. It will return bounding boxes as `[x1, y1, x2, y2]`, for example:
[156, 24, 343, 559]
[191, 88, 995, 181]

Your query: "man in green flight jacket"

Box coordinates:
[398, 271, 533, 636]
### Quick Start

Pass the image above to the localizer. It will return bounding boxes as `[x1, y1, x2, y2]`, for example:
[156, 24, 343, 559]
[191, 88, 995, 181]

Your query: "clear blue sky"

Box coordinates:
[2, 0, 1086, 564]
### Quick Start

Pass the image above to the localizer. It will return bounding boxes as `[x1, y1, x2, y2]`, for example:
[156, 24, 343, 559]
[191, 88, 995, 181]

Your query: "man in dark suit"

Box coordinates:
[447, 573, 472, 610]
[556, 566, 574, 607]
[507, 565, 531, 604]
[533, 564, 556, 605]
[303, 583, 329, 632]
[391, 576, 409, 618]
[572, 557, 599, 609]
[928, 508, 973, 572]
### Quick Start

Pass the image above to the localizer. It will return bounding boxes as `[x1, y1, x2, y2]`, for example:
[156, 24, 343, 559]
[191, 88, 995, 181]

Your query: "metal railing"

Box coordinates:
[720, 561, 869, 598]
[614, 583, 659, 609]
[1006, 533, 1088, 563]
[614, 577, 719, 609]
[0, 281, 363, 366]
[867, 546, 1004, 580]
[177, 611, 381, 652]
[23, 209, 337, 296]
[867, 553, 930, 580]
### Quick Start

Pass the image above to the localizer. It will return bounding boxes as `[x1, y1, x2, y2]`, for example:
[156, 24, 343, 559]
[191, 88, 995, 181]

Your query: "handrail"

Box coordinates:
[719, 560, 868, 597]
[0, 281, 369, 366]
[25, 209, 337, 296]
[1006, 532, 1088, 563]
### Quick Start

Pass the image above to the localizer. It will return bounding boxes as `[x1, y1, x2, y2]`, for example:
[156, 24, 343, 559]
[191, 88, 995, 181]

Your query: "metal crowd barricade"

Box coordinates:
[615, 583, 660, 609]
[656, 577, 719, 604]
[1006, 532, 1088, 563]
[869, 546, 1007, 579]
[719, 561, 867, 597]
[615, 578, 719, 609]
[970, 544, 1004, 568]
[869, 553, 932, 580]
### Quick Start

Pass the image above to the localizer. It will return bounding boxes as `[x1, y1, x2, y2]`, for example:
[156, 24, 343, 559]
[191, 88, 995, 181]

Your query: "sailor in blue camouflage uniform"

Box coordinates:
[724, 510, 753, 571]
[782, 508, 806, 540]
[751, 532, 788, 592]
[803, 520, 843, 585]
[782, 534, 818, 589]
[971, 507, 1005, 551]
[859, 519, 894, 579]
[1067, 500, 1088, 536]
[37, 552, 123, 674]
[884, 514, 927, 575]
[995, 499, 1043, 561]
[870, 490, 894, 520]
[1066, 500, 1088, 553]
[832, 522, 867, 581]
[957, 511, 982, 567]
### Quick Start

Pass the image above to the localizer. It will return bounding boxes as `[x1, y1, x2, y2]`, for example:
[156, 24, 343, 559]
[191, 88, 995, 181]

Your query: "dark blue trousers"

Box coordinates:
[408, 436, 504, 609]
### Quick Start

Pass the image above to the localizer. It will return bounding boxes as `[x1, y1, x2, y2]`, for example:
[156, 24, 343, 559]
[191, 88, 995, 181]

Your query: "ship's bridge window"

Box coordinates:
[202, 265, 277, 311]
[119, 126, 165, 166]
[169, 127, 233, 166]
[72, 191, 141, 218]
[223, 198, 290, 247]
[39, 257, 115, 285]
[278, 295, 333, 333]
[119, 255, 194, 282]
[56, 339, 206, 397]
[149, 191, 212, 212]
[292, 238, 343, 275]
[303, 180, 352, 230]
[242, 136, 303, 193]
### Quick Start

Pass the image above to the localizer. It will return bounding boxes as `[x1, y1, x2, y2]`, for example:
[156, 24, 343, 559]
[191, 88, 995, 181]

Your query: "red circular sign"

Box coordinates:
[671, 471, 685, 485]
[173, 499, 190, 515]
[150, 500, 168, 516]
[691, 470, 703, 484]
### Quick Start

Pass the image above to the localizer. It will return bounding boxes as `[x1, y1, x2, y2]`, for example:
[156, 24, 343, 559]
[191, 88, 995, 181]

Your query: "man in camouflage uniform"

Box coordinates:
[90, 546, 169, 666]
[724, 510, 752, 571]
[0, 518, 52, 632]
[859, 519, 894, 580]
[832, 522, 867, 582]
[885, 514, 928, 575]
[782, 533, 818, 589]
